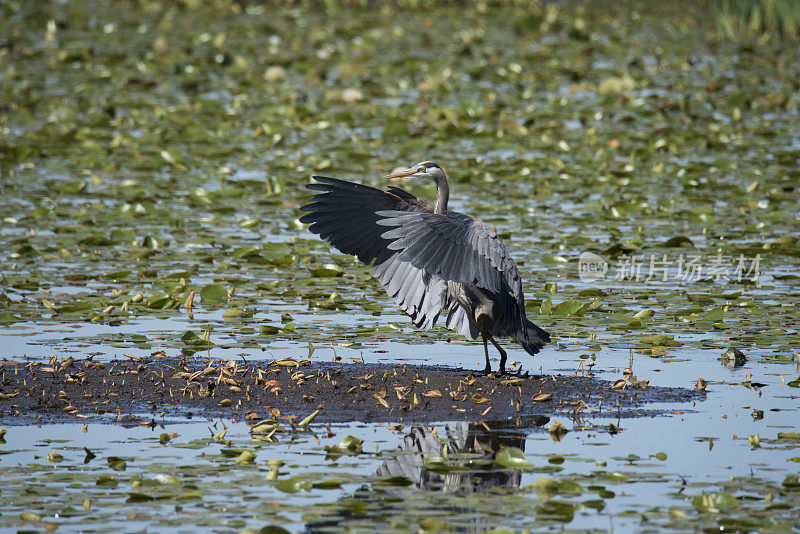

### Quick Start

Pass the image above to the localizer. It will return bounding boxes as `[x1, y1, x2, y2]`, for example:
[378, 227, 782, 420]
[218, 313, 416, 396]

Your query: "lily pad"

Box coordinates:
[692, 491, 738, 513]
[495, 446, 534, 469]
[200, 284, 228, 306]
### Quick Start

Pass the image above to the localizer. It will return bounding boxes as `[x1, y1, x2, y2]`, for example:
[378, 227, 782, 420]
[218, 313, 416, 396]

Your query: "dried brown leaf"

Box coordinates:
[472, 393, 491, 405]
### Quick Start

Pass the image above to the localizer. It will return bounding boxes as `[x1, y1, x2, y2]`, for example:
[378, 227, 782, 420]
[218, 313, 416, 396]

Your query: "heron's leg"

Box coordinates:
[475, 313, 493, 375]
[489, 337, 508, 375]
[480, 331, 492, 375]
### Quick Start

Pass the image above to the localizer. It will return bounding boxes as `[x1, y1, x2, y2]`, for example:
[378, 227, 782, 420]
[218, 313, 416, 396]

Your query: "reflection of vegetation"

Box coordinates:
[715, 0, 800, 38]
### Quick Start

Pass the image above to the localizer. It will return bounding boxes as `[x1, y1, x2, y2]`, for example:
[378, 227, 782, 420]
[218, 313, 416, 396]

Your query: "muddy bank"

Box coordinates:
[0, 354, 702, 426]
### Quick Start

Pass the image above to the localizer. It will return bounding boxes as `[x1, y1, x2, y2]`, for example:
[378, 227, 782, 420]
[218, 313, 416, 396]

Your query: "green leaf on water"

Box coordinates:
[783, 475, 800, 489]
[140, 235, 160, 249]
[181, 330, 213, 346]
[558, 480, 584, 495]
[107, 457, 127, 471]
[222, 308, 253, 319]
[418, 518, 455, 531]
[235, 450, 257, 465]
[199, 284, 227, 305]
[336, 435, 363, 452]
[142, 474, 180, 485]
[79, 234, 113, 247]
[578, 288, 607, 297]
[147, 294, 176, 309]
[692, 491, 738, 513]
[274, 475, 312, 493]
[687, 293, 714, 304]
[56, 300, 93, 314]
[0, 312, 22, 325]
[640, 334, 683, 347]
[309, 264, 344, 277]
[259, 325, 281, 335]
[231, 245, 261, 258]
[324, 435, 363, 458]
[495, 446, 534, 469]
[664, 235, 694, 248]
[375, 476, 414, 487]
[126, 492, 155, 502]
[96, 475, 118, 487]
[312, 477, 346, 489]
[533, 476, 559, 498]
[52, 180, 87, 194]
[110, 228, 136, 244]
[238, 218, 262, 229]
[553, 300, 585, 316]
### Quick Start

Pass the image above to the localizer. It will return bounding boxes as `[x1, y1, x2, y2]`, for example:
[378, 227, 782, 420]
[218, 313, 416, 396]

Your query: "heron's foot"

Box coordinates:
[499, 366, 529, 378]
[474, 365, 493, 377]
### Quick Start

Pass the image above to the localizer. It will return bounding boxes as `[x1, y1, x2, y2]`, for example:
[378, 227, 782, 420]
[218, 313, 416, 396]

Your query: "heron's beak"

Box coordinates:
[382, 167, 420, 180]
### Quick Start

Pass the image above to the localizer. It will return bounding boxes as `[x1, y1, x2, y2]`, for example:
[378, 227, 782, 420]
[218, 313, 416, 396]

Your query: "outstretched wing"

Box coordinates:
[300, 177, 449, 330]
[375, 209, 527, 337]
[299, 176, 425, 265]
[376, 210, 524, 303]
[300, 177, 546, 352]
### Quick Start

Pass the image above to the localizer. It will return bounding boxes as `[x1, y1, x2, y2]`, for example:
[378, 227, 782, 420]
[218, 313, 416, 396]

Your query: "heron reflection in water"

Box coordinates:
[300, 162, 550, 375]
[305, 419, 549, 533]
[376, 420, 547, 492]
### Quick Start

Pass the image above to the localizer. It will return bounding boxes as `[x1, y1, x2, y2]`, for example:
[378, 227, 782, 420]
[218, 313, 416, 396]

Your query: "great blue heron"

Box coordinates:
[299, 161, 550, 375]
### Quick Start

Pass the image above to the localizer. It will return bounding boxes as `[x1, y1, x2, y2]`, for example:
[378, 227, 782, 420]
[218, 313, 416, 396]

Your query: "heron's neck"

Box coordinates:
[434, 176, 449, 214]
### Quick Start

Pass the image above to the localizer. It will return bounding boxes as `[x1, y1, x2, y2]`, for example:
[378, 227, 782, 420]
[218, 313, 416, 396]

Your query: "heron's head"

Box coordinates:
[382, 161, 446, 183]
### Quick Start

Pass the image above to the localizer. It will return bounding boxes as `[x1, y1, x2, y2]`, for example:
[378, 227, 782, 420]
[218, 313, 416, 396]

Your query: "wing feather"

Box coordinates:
[300, 176, 425, 264]
[374, 210, 523, 304]
[372, 253, 447, 330]
[446, 304, 478, 340]
[386, 260, 414, 298]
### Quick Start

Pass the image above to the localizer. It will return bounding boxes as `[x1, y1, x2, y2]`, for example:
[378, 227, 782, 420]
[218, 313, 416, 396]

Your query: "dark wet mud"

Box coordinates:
[0, 354, 701, 427]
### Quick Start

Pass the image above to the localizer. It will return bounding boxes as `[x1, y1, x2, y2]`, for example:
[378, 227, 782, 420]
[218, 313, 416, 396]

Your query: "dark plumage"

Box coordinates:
[299, 161, 550, 374]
